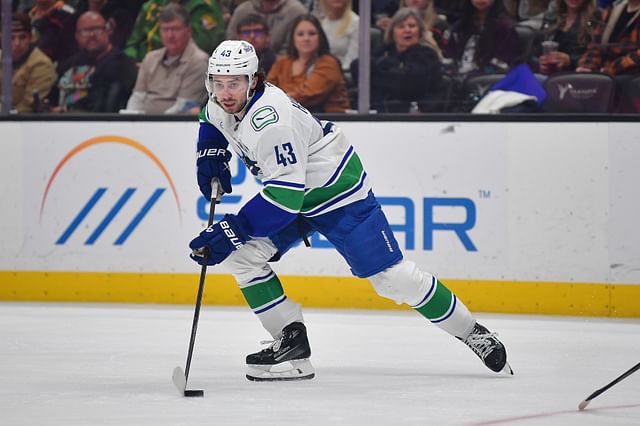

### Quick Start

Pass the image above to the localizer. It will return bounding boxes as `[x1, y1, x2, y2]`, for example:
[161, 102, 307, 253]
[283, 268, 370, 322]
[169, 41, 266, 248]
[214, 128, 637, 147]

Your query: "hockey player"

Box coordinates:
[189, 39, 513, 381]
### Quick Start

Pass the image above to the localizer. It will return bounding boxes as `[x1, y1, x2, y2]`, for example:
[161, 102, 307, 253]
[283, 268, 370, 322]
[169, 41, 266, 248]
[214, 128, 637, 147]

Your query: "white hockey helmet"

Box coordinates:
[206, 40, 259, 99]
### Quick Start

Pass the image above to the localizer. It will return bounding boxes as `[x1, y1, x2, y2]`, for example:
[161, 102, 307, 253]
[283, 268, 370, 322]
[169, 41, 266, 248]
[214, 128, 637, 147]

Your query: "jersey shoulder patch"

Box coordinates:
[250, 105, 279, 132]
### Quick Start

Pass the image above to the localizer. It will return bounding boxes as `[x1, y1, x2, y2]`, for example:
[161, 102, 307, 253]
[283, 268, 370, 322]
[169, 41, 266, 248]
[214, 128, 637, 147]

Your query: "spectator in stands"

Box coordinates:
[0, 13, 56, 113]
[503, 0, 552, 29]
[577, 0, 640, 76]
[14, 1, 34, 13]
[434, 0, 465, 22]
[536, 0, 600, 74]
[373, 0, 401, 31]
[226, 0, 307, 54]
[47, 11, 137, 112]
[29, 0, 78, 64]
[444, 0, 518, 76]
[353, 7, 442, 112]
[267, 14, 350, 112]
[74, 0, 145, 49]
[400, 0, 450, 57]
[124, 3, 208, 114]
[125, 0, 225, 62]
[219, 0, 248, 25]
[236, 14, 278, 74]
[317, 0, 360, 72]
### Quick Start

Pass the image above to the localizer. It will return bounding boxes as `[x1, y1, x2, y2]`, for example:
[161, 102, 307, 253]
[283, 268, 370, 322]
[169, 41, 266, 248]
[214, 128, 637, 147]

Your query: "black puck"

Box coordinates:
[184, 390, 204, 397]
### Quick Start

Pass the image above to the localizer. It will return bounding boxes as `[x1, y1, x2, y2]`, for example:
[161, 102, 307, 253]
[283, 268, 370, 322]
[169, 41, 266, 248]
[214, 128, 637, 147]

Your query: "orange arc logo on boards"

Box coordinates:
[39, 135, 182, 222]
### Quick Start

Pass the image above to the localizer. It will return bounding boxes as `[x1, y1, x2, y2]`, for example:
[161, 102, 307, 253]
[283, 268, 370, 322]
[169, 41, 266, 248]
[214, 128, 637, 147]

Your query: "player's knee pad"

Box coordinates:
[225, 238, 279, 285]
[368, 260, 435, 306]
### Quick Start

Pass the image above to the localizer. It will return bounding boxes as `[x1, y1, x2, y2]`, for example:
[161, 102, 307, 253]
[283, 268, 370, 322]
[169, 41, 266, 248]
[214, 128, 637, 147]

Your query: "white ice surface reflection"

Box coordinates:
[1, 303, 639, 426]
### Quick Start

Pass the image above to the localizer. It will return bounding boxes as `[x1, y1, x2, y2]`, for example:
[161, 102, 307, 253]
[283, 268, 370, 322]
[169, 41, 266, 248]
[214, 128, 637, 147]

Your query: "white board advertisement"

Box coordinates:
[1, 120, 638, 285]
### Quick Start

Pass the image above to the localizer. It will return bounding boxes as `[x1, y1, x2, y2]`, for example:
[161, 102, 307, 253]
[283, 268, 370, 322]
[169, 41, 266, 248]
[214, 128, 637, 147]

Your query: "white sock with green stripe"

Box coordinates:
[239, 271, 303, 338]
[412, 277, 475, 339]
[369, 261, 475, 339]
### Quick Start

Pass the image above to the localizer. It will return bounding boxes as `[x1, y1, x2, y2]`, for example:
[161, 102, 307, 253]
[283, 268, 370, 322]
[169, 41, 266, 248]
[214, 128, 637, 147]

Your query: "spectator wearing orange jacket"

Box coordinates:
[267, 14, 350, 113]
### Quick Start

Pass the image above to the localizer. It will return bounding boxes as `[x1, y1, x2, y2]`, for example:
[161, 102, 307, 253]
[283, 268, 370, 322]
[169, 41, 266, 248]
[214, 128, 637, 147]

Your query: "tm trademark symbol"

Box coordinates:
[478, 189, 491, 199]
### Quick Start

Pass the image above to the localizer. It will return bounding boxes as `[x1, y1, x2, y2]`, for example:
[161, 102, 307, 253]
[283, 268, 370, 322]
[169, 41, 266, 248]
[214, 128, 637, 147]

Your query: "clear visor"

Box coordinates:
[206, 74, 250, 91]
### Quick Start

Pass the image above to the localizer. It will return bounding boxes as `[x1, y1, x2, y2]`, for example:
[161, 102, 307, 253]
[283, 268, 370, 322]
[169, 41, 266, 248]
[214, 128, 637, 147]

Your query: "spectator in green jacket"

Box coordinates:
[124, 0, 225, 62]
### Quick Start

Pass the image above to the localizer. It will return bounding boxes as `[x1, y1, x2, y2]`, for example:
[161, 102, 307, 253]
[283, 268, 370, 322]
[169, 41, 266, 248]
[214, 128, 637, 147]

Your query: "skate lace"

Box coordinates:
[260, 338, 282, 353]
[465, 332, 499, 360]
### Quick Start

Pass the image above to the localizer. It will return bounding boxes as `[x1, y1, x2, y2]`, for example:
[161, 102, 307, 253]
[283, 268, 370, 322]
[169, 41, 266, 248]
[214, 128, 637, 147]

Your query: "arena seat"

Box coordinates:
[542, 72, 615, 113]
[514, 24, 538, 65]
[459, 73, 506, 111]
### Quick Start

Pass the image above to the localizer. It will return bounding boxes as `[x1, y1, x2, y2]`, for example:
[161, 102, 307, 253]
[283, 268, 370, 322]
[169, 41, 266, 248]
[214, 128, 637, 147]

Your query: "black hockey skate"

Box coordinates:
[246, 322, 315, 381]
[458, 322, 513, 375]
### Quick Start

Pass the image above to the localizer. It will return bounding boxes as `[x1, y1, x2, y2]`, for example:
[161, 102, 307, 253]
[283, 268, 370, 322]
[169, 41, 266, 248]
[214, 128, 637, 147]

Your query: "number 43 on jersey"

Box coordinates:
[275, 142, 297, 166]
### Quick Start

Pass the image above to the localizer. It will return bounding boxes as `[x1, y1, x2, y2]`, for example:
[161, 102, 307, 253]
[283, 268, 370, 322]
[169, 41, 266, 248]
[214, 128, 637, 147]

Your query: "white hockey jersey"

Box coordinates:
[199, 83, 371, 237]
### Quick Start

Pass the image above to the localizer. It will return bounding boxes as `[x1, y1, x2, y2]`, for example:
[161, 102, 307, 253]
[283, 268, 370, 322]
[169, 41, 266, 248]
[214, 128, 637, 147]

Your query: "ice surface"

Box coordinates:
[1, 302, 639, 425]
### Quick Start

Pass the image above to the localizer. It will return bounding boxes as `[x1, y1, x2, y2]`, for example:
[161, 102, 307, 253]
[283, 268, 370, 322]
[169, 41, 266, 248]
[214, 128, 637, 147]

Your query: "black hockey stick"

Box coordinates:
[172, 180, 221, 398]
[578, 361, 640, 410]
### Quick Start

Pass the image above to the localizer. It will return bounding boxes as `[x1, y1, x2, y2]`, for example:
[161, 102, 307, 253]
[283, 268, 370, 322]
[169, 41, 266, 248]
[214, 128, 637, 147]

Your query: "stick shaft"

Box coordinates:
[183, 182, 220, 383]
[584, 362, 640, 402]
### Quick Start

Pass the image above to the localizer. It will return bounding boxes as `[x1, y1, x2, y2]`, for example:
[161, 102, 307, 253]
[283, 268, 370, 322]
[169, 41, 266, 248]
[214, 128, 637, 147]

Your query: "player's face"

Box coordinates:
[212, 75, 251, 114]
[293, 20, 320, 57]
[393, 16, 420, 52]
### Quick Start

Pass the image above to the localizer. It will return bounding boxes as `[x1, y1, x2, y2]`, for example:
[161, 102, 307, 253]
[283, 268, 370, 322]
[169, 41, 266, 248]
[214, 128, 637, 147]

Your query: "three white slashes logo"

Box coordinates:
[40, 135, 182, 246]
[251, 106, 279, 131]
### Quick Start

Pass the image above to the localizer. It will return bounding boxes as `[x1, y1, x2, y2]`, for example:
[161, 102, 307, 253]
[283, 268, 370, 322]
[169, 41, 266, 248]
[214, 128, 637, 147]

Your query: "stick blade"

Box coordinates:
[172, 366, 186, 394]
[578, 400, 590, 411]
[172, 366, 205, 397]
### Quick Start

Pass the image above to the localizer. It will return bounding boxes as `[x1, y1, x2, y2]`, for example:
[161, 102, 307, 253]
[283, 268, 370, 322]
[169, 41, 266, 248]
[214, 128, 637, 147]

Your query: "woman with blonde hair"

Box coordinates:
[317, 0, 360, 71]
[268, 14, 350, 113]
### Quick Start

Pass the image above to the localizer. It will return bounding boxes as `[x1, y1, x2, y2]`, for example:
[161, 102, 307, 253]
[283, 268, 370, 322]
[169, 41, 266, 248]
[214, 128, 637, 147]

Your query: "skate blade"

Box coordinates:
[500, 361, 514, 376]
[246, 359, 315, 382]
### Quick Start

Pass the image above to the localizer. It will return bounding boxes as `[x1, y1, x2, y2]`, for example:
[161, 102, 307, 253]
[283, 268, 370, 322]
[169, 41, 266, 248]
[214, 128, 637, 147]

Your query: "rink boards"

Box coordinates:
[0, 119, 639, 317]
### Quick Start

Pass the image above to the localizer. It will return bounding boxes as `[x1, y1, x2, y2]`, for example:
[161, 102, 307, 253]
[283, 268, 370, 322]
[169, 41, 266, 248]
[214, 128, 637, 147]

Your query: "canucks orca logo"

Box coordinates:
[241, 153, 261, 176]
[251, 106, 279, 131]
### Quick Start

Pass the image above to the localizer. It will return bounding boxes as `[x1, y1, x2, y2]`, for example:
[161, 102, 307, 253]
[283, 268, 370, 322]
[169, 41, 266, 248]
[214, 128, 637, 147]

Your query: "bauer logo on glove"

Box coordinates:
[189, 215, 251, 266]
[196, 123, 233, 198]
[197, 148, 228, 159]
